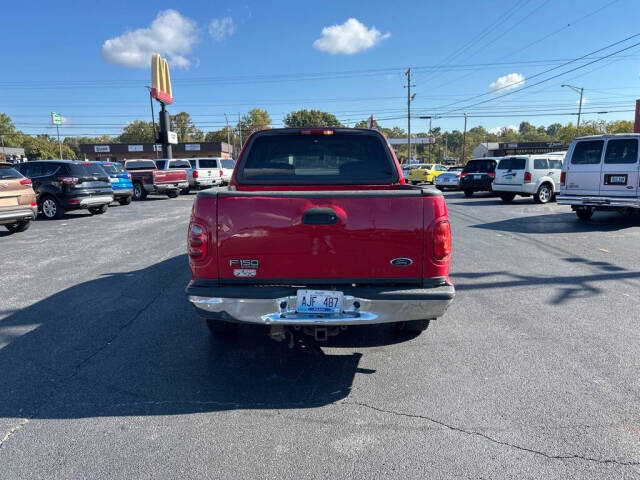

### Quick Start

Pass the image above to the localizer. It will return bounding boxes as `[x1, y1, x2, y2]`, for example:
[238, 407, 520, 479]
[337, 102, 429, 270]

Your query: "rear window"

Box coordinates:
[549, 159, 563, 169]
[604, 139, 638, 164]
[221, 159, 235, 169]
[126, 160, 156, 170]
[101, 163, 124, 174]
[0, 166, 23, 180]
[196, 159, 219, 168]
[237, 132, 397, 185]
[463, 160, 496, 173]
[67, 163, 108, 176]
[170, 160, 191, 169]
[498, 158, 526, 170]
[533, 159, 548, 170]
[571, 140, 604, 165]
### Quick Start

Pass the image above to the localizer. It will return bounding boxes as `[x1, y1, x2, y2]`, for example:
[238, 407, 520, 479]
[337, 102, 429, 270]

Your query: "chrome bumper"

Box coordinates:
[188, 284, 454, 326]
[79, 196, 114, 207]
[557, 195, 640, 208]
[0, 208, 36, 223]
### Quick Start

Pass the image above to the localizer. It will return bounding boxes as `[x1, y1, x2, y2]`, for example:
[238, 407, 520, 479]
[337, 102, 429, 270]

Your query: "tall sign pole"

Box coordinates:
[51, 112, 63, 159]
[461, 112, 468, 164]
[635, 100, 640, 134]
[150, 54, 175, 159]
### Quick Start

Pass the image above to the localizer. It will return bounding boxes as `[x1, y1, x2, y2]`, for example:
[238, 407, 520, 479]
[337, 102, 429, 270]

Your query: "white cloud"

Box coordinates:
[209, 17, 234, 41]
[313, 18, 390, 55]
[489, 73, 525, 93]
[101, 10, 198, 69]
[488, 125, 518, 135]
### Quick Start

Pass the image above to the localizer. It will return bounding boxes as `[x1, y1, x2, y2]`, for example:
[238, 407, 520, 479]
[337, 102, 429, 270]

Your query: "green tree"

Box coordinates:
[171, 112, 204, 143]
[0, 113, 24, 148]
[283, 109, 342, 128]
[23, 135, 75, 160]
[606, 120, 634, 133]
[119, 120, 155, 143]
[205, 128, 234, 143]
[238, 109, 271, 135]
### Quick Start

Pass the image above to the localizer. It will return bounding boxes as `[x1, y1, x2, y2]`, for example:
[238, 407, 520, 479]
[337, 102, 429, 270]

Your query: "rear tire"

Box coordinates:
[394, 319, 430, 334]
[133, 183, 147, 201]
[463, 190, 473, 198]
[534, 183, 553, 204]
[167, 190, 179, 198]
[39, 195, 64, 219]
[89, 204, 108, 215]
[576, 207, 594, 221]
[499, 193, 516, 202]
[205, 318, 238, 335]
[181, 187, 191, 195]
[5, 220, 31, 233]
[119, 196, 132, 205]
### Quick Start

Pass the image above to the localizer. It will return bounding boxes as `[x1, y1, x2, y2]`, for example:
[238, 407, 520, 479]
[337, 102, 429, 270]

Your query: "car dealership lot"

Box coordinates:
[1, 193, 639, 479]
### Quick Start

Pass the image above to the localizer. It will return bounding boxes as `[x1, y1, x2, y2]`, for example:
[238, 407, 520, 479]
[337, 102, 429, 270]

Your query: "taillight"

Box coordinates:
[461, 172, 468, 177]
[524, 171, 532, 183]
[57, 176, 78, 185]
[433, 221, 452, 261]
[487, 172, 495, 178]
[560, 171, 566, 186]
[193, 170, 199, 179]
[188, 223, 207, 261]
[19, 178, 32, 185]
[219, 169, 223, 177]
[30, 201, 36, 207]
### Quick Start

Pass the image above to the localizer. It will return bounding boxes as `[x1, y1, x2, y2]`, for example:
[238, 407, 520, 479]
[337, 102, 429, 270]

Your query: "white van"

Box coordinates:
[187, 158, 236, 188]
[492, 153, 565, 203]
[557, 134, 639, 220]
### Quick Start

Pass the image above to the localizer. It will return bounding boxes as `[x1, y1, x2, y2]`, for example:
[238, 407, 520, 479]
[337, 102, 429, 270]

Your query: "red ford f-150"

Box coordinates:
[124, 159, 188, 200]
[185, 128, 454, 341]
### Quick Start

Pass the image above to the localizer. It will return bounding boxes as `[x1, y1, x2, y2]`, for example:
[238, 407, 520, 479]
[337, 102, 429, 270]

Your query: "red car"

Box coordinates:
[185, 128, 454, 341]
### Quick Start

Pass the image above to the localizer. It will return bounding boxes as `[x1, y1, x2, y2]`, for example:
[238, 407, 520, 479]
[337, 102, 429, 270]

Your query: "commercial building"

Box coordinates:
[0, 147, 26, 163]
[79, 141, 233, 162]
[473, 141, 567, 158]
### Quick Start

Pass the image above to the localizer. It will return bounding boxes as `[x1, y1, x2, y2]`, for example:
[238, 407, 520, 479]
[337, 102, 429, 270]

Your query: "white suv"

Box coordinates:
[557, 134, 639, 220]
[492, 153, 565, 204]
[187, 158, 236, 189]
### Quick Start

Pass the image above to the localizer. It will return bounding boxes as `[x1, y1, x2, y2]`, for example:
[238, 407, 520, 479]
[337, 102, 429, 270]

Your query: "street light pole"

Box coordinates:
[561, 84, 584, 128]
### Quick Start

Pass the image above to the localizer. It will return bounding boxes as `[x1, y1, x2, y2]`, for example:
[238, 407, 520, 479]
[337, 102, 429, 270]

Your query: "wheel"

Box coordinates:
[181, 187, 191, 195]
[463, 190, 473, 198]
[119, 196, 132, 205]
[5, 220, 31, 233]
[167, 190, 179, 198]
[39, 195, 64, 219]
[394, 319, 430, 334]
[132, 182, 147, 201]
[534, 183, 553, 204]
[205, 318, 238, 335]
[500, 193, 516, 203]
[89, 204, 108, 215]
[576, 207, 594, 221]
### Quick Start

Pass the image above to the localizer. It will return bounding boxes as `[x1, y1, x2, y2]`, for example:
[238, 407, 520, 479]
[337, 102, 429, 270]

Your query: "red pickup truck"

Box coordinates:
[124, 159, 188, 200]
[186, 128, 454, 341]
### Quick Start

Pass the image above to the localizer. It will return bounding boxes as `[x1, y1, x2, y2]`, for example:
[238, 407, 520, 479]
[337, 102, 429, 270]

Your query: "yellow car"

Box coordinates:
[407, 164, 447, 184]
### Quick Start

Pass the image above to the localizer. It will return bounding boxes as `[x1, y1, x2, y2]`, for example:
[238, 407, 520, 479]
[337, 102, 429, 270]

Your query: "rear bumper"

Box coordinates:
[460, 178, 493, 191]
[186, 282, 455, 326]
[0, 208, 37, 224]
[557, 195, 640, 208]
[112, 188, 133, 199]
[492, 183, 535, 194]
[194, 178, 223, 187]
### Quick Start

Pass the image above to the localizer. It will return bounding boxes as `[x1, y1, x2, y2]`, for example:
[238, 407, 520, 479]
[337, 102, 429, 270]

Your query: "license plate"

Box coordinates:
[296, 289, 343, 314]
[474, 175, 481, 179]
[0, 197, 18, 207]
[609, 175, 626, 184]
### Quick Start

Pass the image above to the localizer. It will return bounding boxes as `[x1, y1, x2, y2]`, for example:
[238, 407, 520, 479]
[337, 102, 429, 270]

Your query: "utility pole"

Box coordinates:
[238, 113, 243, 152]
[1, 134, 6, 161]
[224, 113, 232, 158]
[405, 68, 415, 163]
[461, 112, 468, 164]
[561, 84, 584, 128]
[56, 124, 62, 159]
[419, 115, 436, 163]
[145, 86, 159, 159]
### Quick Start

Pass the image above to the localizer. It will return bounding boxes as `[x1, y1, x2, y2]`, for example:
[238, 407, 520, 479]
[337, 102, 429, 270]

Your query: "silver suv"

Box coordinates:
[188, 158, 236, 188]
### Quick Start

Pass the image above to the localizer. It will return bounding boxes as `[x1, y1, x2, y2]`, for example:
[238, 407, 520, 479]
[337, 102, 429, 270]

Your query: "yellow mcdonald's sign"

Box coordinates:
[151, 53, 173, 104]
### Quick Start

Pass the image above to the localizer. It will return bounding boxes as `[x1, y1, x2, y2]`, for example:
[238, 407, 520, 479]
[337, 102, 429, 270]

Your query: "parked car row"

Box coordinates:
[2, 157, 236, 233]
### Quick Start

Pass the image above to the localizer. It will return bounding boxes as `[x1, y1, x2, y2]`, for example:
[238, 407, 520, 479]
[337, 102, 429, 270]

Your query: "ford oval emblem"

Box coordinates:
[390, 258, 413, 267]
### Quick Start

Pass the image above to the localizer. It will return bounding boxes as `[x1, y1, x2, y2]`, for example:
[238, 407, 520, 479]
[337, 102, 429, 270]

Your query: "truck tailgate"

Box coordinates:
[154, 170, 187, 184]
[217, 190, 424, 284]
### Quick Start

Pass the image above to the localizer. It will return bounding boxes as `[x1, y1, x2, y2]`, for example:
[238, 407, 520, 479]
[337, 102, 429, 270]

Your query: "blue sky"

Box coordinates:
[2, 0, 640, 139]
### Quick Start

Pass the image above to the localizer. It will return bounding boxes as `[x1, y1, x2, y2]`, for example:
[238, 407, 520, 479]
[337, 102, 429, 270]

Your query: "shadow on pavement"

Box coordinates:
[470, 212, 640, 234]
[0, 254, 413, 420]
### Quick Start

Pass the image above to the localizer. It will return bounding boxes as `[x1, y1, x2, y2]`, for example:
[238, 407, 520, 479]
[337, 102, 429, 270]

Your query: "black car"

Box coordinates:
[15, 160, 114, 219]
[459, 158, 499, 197]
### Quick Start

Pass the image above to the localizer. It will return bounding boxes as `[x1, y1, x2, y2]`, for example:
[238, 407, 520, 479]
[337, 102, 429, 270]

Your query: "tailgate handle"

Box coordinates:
[302, 207, 339, 225]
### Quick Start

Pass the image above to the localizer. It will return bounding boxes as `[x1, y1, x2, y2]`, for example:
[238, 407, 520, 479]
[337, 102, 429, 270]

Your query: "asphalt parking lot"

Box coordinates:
[1, 191, 639, 479]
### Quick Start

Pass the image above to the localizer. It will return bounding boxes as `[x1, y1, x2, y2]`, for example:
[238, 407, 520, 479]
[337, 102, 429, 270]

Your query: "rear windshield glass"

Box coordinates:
[549, 159, 563, 169]
[67, 163, 108, 176]
[126, 160, 156, 170]
[533, 159, 548, 169]
[571, 140, 604, 165]
[498, 158, 526, 170]
[196, 159, 218, 168]
[238, 132, 396, 185]
[0, 166, 23, 179]
[221, 159, 235, 169]
[101, 163, 124, 174]
[604, 139, 638, 164]
[463, 160, 496, 173]
[170, 161, 191, 168]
